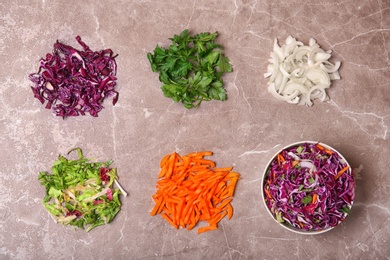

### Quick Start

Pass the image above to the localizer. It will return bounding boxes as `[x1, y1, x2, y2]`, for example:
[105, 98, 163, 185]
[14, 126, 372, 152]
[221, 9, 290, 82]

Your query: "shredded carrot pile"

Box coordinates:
[150, 151, 240, 234]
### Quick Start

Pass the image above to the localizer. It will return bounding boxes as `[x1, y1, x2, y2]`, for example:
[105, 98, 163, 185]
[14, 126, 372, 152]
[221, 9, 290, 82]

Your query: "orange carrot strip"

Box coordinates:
[165, 202, 173, 213]
[191, 206, 200, 224]
[188, 165, 211, 172]
[194, 187, 203, 195]
[277, 153, 285, 165]
[312, 193, 317, 204]
[158, 162, 169, 178]
[182, 202, 192, 223]
[187, 222, 196, 230]
[193, 197, 202, 204]
[150, 197, 163, 216]
[223, 172, 240, 180]
[165, 152, 177, 179]
[212, 195, 222, 206]
[207, 182, 219, 201]
[335, 165, 349, 180]
[292, 160, 299, 167]
[216, 198, 232, 209]
[204, 173, 224, 184]
[210, 207, 224, 214]
[214, 166, 234, 172]
[179, 219, 186, 229]
[157, 200, 166, 214]
[177, 199, 185, 220]
[215, 186, 226, 199]
[324, 148, 333, 155]
[210, 211, 227, 225]
[227, 203, 233, 220]
[219, 187, 230, 200]
[171, 203, 177, 225]
[177, 189, 190, 197]
[195, 159, 216, 167]
[226, 177, 239, 197]
[164, 197, 182, 204]
[316, 144, 333, 155]
[183, 204, 194, 224]
[183, 180, 194, 188]
[264, 188, 272, 199]
[200, 199, 211, 220]
[187, 151, 213, 157]
[198, 225, 218, 234]
[178, 156, 191, 175]
[190, 169, 213, 180]
[199, 213, 208, 221]
[172, 165, 185, 175]
[214, 181, 226, 195]
[194, 207, 201, 224]
[161, 213, 178, 229]
[159, 153, 170, 168]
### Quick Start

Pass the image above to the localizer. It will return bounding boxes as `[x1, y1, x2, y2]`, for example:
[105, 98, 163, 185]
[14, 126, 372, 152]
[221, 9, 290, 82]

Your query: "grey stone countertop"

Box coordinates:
[1, 0, 389, 259]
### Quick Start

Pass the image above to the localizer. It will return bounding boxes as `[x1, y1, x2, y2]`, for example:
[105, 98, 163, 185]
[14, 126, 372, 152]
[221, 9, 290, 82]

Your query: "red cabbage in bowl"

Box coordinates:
[262, 141, 354, 234]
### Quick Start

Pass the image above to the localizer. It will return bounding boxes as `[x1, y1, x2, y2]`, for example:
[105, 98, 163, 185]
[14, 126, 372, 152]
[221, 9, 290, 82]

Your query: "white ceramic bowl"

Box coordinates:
[261, 141, 354, 235]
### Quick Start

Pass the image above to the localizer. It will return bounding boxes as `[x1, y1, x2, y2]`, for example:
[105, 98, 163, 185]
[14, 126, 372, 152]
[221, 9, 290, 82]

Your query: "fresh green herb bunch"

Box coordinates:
[38, 148, 127, 232]
[147, 29, 233, 108]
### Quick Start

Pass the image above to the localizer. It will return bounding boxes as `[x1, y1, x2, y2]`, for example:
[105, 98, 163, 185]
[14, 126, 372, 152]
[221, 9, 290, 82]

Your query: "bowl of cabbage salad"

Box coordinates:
[261, 141, 354, 234]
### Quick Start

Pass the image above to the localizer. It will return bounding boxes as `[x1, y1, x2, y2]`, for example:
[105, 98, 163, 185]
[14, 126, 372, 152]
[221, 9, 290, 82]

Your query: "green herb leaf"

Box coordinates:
[48, 187, 62, 199]
[302, 195, 313, 205]
[217, 55, 232, 73]
[340, 207, 350, 215]
[208, 80, 227, 101]
[205, 51, 220, 65]
[147, 29, 232, 108]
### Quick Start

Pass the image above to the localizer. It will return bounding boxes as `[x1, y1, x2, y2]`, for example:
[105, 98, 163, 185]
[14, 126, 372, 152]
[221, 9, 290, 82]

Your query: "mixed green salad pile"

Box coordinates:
[38, 148, 127, 232]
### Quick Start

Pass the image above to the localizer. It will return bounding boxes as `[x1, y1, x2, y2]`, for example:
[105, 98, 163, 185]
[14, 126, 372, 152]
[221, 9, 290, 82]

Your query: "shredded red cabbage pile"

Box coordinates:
[29, 36, 118, 118]
[263, 142, 354, 231]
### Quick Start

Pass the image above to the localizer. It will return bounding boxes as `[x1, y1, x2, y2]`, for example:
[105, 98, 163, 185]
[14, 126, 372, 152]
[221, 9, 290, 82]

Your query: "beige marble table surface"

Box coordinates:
[1, 0, 389, 259]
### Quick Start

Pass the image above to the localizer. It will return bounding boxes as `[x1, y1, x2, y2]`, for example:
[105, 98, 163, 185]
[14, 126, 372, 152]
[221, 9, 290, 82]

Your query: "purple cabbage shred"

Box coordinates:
[29, 36, 118, 118]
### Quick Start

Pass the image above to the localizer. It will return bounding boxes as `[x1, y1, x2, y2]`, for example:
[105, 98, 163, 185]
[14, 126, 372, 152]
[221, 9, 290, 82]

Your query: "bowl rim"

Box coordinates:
[261, 140, 354, 235]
